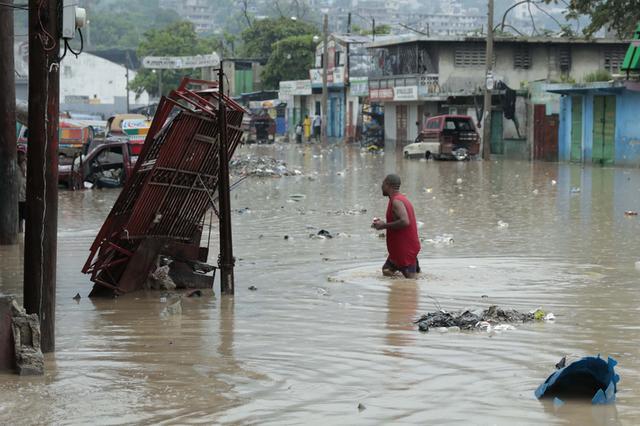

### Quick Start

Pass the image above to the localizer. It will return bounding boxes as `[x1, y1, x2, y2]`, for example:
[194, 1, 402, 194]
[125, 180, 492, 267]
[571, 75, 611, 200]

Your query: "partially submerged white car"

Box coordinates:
[404, 115, 480, 160]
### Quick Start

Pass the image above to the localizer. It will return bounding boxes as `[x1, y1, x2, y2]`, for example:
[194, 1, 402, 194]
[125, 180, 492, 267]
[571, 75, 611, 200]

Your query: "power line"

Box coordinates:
[0, 2, 28, 11]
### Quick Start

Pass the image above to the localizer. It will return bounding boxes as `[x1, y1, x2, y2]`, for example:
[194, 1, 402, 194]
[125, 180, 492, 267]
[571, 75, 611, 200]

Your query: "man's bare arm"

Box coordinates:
[378, 199, 409, 230]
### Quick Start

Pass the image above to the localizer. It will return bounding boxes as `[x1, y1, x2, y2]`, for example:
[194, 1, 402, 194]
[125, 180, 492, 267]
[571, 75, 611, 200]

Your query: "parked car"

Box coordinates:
[245, 110, 275, 144]
[404, 115, 480, 160]
[59, 141, 137, 189]
[17, 118, 100, 159]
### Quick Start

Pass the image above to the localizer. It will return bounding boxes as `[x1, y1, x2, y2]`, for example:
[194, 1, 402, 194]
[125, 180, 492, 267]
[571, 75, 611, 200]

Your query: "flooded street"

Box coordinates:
[1, 143, 640, 424]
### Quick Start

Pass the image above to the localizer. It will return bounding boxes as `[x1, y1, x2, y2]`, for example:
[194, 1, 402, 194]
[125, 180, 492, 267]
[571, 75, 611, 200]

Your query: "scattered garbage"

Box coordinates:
[289, 194, 306, 201]
[160, 298, 182, 317]
[148, 257, 177, 291]
[328, 208, 367, 216]
[535, 355, 619, 405]
[456, 178, 463, 184]
[317, 229, 333, 239]
[551, 179, 557, 185]
[358, 403, 366, 412]
[570, 187, 581, 194]
[236, 207, 252, 214]
[422, 234, 454, 245]
[72, 293, 81, 301]
[248, 285, 258, 291]
[424, 188, 433, 193]
[533, 189, 539, 195]
[186, 289, 202, 298]
[497, 220, 509, 228]
[231, 156, 301, 177]
[415, 305, 549, 333]
[284, 235, 289, 240]
[624, 210, 638, 216]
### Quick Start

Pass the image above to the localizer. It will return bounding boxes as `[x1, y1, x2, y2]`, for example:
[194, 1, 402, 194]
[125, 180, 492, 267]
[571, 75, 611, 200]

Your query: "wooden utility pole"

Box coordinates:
[218, 64, 234, 295]
[0, 0, 19, 245]
[482, 0, 494, 160]
[24, 0, 60, 353]
[321, 14, 328, 144]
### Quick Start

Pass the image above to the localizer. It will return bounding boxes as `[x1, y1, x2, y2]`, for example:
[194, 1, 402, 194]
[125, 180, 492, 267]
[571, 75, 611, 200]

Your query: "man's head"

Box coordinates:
[382, 174, 401, 196]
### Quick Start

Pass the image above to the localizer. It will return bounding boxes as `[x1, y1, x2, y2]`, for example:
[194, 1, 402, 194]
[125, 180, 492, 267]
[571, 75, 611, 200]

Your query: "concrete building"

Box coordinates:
[309, 34, 372, 140]
[159, 0, 216, 33]
[202, 59, 265, 98]
[15, 42, 150, 118]
[545, 81, 640, 167]
[365, 35, 629, 152]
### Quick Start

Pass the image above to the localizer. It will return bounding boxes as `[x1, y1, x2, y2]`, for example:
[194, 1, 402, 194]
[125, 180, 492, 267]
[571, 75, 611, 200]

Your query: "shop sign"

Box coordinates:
[393, 86, 418, 101]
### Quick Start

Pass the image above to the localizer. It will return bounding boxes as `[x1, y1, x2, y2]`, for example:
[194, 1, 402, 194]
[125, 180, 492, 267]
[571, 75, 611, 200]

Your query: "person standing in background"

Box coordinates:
[303, 115, 311, 142]
[312, 114, 321, 142]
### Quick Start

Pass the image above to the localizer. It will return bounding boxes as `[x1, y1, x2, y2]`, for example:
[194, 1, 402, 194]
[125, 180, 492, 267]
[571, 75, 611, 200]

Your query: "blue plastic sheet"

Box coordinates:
[535, 356, 619, 404]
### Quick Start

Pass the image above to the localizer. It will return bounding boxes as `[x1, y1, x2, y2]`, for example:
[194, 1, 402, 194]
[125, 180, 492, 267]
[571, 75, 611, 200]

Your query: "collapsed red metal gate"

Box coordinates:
[82, 78, 245, 296]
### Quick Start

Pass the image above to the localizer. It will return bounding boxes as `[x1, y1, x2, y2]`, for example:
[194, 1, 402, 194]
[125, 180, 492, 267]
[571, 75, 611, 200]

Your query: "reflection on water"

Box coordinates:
[1, 143, 640, 424]
[385, 280, 418, 354]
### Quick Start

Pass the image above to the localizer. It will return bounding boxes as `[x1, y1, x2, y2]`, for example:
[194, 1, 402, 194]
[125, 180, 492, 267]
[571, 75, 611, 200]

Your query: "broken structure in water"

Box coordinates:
[82, 78, 245, 296]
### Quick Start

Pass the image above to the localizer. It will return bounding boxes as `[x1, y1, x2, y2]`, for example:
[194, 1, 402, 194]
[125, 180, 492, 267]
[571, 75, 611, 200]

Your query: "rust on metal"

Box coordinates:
[83, 78, 245, 296]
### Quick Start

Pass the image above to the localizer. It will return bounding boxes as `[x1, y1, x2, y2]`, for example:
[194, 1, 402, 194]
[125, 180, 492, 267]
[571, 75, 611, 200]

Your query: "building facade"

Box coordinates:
[546, 81, 640, 167]
[365, 35, 629, 148]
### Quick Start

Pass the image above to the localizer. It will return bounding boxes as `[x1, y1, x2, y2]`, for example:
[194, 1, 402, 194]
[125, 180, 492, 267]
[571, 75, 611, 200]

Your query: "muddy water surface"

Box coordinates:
[1, 143, 640, 424]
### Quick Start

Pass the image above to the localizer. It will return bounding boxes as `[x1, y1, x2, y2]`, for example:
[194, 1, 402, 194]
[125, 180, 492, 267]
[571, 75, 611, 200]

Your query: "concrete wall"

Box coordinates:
[558, 90, 640, 167]
[59, 53, 149, 105]
[615, 91, 640, 167]
[437, 42, 618, 93]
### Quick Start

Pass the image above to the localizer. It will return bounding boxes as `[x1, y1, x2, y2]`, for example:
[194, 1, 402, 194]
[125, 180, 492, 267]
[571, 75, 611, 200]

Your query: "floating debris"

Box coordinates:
[422, 234, 454, 245]
[248, 286, 258, 291]
[497, 220, 509, 228]
[231, 156, 302, 177]
[415, 305, 547, 332]
[570, 187, 581, 194]
[535, 356, 619, 405]
[624, 211, 638, 216]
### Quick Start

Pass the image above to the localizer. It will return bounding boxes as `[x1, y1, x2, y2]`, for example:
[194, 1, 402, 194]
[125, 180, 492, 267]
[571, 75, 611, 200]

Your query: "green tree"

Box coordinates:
[261, 35, 316, 89]
[562, 0, 640, 37]
[240, 17, 318, 58]
[129, 21, 222, 97]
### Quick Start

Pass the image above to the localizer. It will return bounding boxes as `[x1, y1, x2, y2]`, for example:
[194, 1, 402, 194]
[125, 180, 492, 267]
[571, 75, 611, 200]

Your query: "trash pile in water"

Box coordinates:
[231, 155, 302, 177]
[415, 305, 554, 333]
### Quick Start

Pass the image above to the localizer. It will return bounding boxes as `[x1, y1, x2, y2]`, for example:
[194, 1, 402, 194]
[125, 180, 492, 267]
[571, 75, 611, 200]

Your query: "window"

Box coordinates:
[426, 118, 440, 129]
[513, 47, 531, 69]
[604, 47, 628, 73]
[454, 45, 486, 67]
[558, 46, 571, 72]
[335, 51, 342, 67]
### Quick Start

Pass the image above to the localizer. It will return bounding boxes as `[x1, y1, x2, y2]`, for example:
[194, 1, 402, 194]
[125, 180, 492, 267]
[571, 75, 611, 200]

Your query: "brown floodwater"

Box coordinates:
[1, 143, 639, 424]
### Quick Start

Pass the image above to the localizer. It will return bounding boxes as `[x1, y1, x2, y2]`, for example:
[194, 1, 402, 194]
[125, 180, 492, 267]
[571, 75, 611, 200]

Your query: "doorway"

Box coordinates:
[396, 104, 408, 142]
[592, 95, 616, 165]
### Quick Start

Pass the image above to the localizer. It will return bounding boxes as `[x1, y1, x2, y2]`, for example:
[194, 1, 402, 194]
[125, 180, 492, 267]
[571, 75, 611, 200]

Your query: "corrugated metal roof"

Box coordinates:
[365, 34, 630, 49]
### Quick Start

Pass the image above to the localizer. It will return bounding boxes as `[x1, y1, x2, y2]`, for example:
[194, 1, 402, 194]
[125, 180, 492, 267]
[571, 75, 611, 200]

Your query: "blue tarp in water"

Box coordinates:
[535, 356, 619, 404]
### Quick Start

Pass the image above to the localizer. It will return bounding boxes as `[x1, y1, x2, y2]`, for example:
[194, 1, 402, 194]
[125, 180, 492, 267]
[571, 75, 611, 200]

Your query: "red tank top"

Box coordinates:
[386, 193, 421, 267]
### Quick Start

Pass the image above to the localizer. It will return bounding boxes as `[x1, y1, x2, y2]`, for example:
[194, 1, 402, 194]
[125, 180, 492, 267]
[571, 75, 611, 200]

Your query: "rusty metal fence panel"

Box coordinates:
[82, 78, 245, 295]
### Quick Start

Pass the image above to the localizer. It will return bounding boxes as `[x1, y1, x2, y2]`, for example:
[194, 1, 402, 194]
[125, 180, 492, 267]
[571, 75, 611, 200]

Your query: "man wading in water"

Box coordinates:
[372, 174, 421, 278]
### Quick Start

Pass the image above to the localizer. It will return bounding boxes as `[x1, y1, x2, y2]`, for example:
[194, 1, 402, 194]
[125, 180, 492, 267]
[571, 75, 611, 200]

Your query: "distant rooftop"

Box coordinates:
[365, 34, 630, 48]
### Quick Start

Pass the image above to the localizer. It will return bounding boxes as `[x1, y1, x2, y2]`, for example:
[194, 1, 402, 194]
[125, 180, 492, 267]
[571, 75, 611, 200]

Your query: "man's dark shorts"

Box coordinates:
[383, 258, 421, 274]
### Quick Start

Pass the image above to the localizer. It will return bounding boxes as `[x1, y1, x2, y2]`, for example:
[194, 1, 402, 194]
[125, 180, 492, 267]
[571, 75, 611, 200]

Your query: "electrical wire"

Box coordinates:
[0, 2, 28, 10]
[65, 27, 84, 57]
